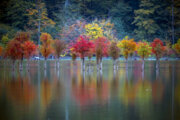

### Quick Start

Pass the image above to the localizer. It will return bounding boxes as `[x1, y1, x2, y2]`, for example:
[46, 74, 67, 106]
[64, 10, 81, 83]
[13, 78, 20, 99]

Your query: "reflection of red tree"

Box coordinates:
[152, 81, 164, 103]
[72, 84, 96, 106]
[72, 79, 109, 106]
[6, 77, 36, 105]
[96, 82, 109, 104]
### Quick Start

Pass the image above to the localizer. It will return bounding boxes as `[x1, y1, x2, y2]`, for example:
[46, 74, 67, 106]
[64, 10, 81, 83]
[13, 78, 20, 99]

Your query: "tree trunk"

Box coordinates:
[81, 58, 85, 71]
[19, 60, 23, 71]
[96, 58, 99, 70]
[44, 59, 47, 69]
[100, 58, 102, 70]
[12, 60, 15, 71]
[172, 0, 175, 44]
[57, 58, 60, 69]
[156, 59, 159, 70]
[27, 59, 30, 71]
[126, 58, 128, 70]
[113, 59, 116, 70]
[116, 59, 119, 69]
[142, 59, 145, 70]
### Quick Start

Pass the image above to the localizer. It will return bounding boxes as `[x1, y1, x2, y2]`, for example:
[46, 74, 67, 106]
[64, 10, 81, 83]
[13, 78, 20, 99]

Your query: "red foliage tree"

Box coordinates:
[151, 38, 165, 69]
[70, 35, 94, 70]
[0, 45, 2, 57]
[22, 41, 37, 68]
[94, 37, 110, 69]
[6, 40, 23, 69]
[6, 32, 34, 70]
[22, 41, 37, 59]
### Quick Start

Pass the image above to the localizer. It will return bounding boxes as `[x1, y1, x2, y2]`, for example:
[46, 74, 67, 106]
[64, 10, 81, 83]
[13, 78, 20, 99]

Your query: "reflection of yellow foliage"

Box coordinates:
[135, 80, 152, 103]
[119, 80, 152, 106]
[119, 81, 137, 105]
[41, 80, 53, 106]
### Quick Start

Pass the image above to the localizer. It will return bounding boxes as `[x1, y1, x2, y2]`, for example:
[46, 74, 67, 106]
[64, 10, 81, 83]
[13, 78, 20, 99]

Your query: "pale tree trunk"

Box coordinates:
[44, 59, 47, 69]
[100, 58, 102, 70]
[116, 59, 119, 70]
[81, 58, 85, 71]
[125, 58, 128, 70]
[3, 58, 5, 68]
[88, 58, 91, 71]
[142, 68, 144, 80]
[37, 0, 41, 59]
[19, 60, 23, 71]
[113, 59, 116, 70]
[26, 59, 30, 71]
[156, 58, 159, 70]
[96, 58, 99, 70]
[57, 57, 60, 69]
[142, 58, 145, 70]
[172, 0, 175, 44]
[12, 60, 15, 71]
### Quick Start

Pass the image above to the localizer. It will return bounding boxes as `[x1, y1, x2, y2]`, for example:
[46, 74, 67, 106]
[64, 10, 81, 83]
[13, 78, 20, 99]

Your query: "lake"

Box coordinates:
[0, 60, 179, 120]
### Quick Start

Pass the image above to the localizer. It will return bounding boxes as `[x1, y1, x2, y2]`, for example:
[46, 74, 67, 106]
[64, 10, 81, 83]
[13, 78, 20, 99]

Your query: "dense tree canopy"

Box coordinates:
[0, 0, 179, 44]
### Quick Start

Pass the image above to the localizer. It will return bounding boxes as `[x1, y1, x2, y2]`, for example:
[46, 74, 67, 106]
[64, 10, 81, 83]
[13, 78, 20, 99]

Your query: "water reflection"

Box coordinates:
[0, 61, 179, 120]
[6, 72, 36, 106]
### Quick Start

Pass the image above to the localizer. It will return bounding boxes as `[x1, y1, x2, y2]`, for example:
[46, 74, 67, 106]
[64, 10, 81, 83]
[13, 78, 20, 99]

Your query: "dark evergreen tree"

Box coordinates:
[132, 0, 160, 41]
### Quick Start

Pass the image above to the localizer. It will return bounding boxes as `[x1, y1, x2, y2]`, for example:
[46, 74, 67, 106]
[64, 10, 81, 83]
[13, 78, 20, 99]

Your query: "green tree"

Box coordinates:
[110, 1, 133, 39]
[5, 0, 33, 30]
[26, 0, 55, 46]
[0, 34, 10, 47]
[133, 0, 159, 41]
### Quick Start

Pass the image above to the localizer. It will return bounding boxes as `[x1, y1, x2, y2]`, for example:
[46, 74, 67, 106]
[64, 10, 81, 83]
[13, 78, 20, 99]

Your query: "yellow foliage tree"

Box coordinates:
[85, 19, 115, 40]
[85, 22, 103, 40]
[117, 36, 136, 60]
[40, 33, 53, 69]
[173, 38, 180, 56]
[137, 41, 152, 70]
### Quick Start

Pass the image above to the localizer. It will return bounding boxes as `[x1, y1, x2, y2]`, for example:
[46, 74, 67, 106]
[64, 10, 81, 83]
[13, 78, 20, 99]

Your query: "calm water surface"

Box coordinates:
[0, 60, 180, 120]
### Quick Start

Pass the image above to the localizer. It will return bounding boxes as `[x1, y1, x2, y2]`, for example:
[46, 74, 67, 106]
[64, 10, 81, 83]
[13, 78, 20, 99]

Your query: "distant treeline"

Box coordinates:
[0, 0, 180, 43]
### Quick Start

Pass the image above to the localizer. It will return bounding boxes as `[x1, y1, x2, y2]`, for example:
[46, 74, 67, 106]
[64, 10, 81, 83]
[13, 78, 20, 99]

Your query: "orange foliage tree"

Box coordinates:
[6, 40, 23, 69]
[117, 36, 136, 68]
[94, 37, 110, 70]
[108, 41, 120, 69]
[6, 32, 31, 70]
[137, 41, 152, 70]
[22, 41, 37, 67]
[40, 33, 54, 69]
[151, 38, 165, 69]
[53, 39, 66, 68]
[117, 36, 136, 60]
